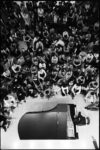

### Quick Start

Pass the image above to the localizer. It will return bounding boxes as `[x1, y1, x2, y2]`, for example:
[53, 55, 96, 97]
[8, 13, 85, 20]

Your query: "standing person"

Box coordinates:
[37, 3, 44, 23]
[31, 1, 38, 30]
[21, 7, 30, 30]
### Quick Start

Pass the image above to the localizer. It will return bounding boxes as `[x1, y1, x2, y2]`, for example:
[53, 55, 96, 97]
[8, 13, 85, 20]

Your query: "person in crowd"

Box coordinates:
[71, 83, 82, 99]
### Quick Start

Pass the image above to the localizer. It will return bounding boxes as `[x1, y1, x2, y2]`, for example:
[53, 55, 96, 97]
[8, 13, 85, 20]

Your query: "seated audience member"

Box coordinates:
[84, 90, 97, 104]
[61, 85, 69, 96]
[71, 83, 82, 99]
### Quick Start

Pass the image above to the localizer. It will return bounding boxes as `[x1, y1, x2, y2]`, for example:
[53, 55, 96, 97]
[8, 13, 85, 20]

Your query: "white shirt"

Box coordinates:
[61, 86, 69, 95]
[54, 14, 58, 23]
[56, 39, 65, 47]
[38, 69, 46, 80]
[72, 84, 81, 95]
[21, 12, 30, 25]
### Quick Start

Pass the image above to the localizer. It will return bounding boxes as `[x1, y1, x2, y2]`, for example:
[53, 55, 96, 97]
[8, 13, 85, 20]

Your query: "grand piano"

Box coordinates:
[18, 104, 78, 139]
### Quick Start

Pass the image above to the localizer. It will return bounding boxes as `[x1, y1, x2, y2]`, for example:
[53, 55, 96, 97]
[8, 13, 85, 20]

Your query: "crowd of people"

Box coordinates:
[0, 1, 99, 131]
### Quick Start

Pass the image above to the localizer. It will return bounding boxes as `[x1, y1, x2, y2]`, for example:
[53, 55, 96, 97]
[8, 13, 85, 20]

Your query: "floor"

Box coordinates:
[1, 90, 99, 149]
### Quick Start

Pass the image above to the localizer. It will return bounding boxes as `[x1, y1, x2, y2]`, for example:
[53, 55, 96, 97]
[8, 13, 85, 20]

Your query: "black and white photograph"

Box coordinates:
[0, 0, 99, 149]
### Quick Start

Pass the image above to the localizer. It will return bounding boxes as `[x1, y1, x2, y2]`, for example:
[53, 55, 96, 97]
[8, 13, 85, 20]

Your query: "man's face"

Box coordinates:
[32, 57, 38, 66]
[51, 55, 58, 64]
